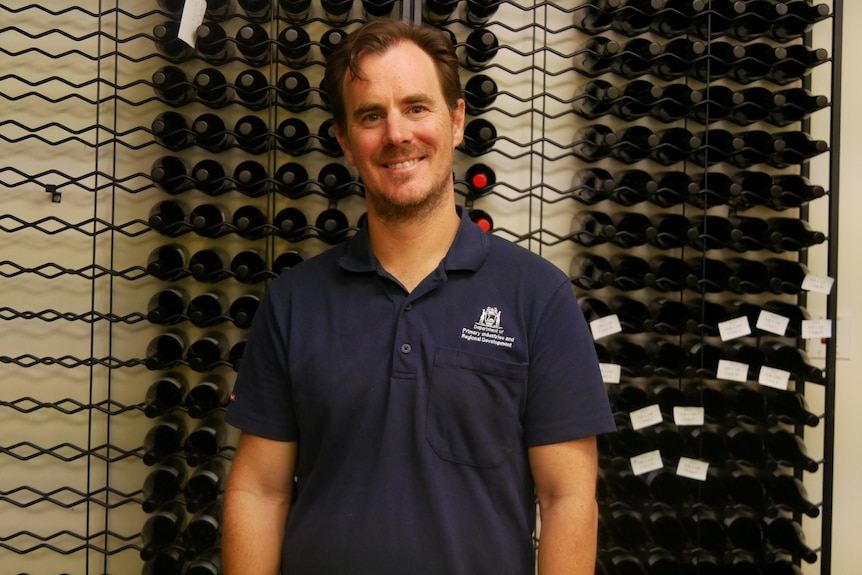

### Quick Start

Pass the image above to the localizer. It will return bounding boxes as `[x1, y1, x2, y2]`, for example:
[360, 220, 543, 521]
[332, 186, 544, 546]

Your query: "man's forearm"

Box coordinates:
[222, 487, 290, 575]
[536, 496, 598, 575]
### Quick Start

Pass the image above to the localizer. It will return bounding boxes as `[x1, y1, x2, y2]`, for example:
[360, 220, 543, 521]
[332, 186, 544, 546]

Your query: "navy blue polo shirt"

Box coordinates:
[226, 206, 615, 575]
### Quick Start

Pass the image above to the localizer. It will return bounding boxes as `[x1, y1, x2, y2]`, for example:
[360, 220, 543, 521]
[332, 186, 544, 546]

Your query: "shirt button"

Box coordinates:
[405, 303, 413, 311]
[400, 343, 412, 354]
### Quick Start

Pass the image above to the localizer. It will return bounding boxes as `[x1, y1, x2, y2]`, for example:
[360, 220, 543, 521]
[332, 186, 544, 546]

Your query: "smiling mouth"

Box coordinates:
[384, 158, 422, 169]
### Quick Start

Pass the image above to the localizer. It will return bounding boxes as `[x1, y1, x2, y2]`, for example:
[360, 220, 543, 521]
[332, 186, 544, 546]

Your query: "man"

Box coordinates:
[223, 18, 615, 575]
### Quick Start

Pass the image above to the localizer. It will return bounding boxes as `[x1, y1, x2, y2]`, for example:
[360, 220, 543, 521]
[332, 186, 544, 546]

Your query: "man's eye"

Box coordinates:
[410, 106, 425, 114]
[363, 113, 380, 123]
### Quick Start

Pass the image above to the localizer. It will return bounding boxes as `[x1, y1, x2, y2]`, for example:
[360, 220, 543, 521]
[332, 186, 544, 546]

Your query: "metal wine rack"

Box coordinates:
[0, 1, 840, 574]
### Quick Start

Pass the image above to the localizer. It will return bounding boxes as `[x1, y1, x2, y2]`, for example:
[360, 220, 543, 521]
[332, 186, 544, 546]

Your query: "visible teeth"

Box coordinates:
[387, 159, 420, 169]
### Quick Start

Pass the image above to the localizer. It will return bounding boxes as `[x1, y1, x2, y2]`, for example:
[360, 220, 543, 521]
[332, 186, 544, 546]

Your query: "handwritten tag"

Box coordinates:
[676, 457, 709, 481]
[179, 0, 207, 47]
[600, 363, 621, 384]
[674, 406, 704, 427]
[630, 450, 663, 476]
[717, 359, 749, 383]
[630, 404, 663, 430]
[802, 319, 832, 339]
[757, 310, 790, 336]
[802, 273, 835, 294]
[759, 365, 791, 390]
[719, 316, 751, 341]
[590, 315, 622, 341]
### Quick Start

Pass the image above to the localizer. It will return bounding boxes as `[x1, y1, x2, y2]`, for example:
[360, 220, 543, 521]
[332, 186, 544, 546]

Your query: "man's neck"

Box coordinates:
[366, 201, 461, 293]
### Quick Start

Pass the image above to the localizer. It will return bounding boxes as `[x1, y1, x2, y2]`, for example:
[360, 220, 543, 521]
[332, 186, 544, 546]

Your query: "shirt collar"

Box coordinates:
[338, 205, 489, 274]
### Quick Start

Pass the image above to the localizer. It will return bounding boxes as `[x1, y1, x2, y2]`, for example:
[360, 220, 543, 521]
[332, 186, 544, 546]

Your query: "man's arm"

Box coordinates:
[529, 436, 599, 575]
[223, 431, 298, 575]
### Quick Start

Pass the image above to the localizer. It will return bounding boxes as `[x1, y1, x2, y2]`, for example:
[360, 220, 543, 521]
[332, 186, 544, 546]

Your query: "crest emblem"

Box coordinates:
[478, 306, 501, 328]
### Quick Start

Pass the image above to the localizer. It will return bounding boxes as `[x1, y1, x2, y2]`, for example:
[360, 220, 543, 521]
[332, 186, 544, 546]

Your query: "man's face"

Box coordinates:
[335, 41, 465, 222]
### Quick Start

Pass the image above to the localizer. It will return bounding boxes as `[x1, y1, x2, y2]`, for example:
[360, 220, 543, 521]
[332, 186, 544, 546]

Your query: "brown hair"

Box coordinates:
[323, 18, 463, 128]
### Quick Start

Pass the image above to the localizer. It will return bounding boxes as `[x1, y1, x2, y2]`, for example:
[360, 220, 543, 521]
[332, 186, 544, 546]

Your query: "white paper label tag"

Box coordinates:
[600, 363, 621, 384]
[718, 316, 751, 341]
[674, 406, 704, 426]
[759, 365, 791, 390]
[630, 450, 663, 476]
[717, 359, 749, 383]
[630, 404, 663, 430]
[179, 0, 207, 47]
[802, 319, 832, 339]
[757, 310, 790, 336]
[802, 273, 835, 294]
[676, 457, 709, 481]
[590, 315, 622, 340]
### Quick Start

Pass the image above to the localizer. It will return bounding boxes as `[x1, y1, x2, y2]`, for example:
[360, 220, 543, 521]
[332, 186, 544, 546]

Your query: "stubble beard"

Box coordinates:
[365, 164, 453, 225]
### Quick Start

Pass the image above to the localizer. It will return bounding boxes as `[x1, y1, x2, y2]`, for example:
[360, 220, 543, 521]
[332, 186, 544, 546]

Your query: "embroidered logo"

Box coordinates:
[461, 307, 516, 349]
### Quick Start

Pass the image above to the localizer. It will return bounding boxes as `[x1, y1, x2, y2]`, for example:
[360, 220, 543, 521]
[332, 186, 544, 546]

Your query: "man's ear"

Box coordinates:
[334, 122, 356, 166]
[451, 98, 466, 148]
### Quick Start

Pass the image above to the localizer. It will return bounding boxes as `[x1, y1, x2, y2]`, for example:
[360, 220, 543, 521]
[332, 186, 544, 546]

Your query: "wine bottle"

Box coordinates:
[610, 80, 660, 121]
[609, 337, 655, 378]
[153, 21, 193, 62]
[729, 86, 785, 125]
[156, 0, 183, 16]
[686, 214, 743, 251]
[578, 37, 621, 74]
[423, 0, 459, 23]
[186, 375, 229, 419]
[186, 332, 230, 373]
[761, 300, 810, 338]
[764, 470, 820, 518]
[465, 0, 500, 25]
[650, 297, 697, 335]
[762, 387, 820, 428]
[146, 244, 189, 282]
[569, 211, 616, 247]
[608, 254, 652, 292]
[317, 118, 342, 155]
[186, 547, 222, 575]
[204, 0, 230, 18]
[184, 459, 226, 513]
[238, 0, 272, 21]
[687, 341, 724, 379]
[322, 0, 354, 24]
[465, 164, 496, 198]
[195, 22, 232, 65]
[645, 213, 690, 249]
[768, 131, 829, 168]
[609, 0, 662, 36]
[462, 118, 497, 156]
[686, 506, 726, 555]
[144, 373, 188, 418]
[764, 258, 810, 295]
[464, 74, 499, 114]
[730, 171, 777, 210]
[690, 128, 744, 167]
[152, 65, 192, 106]
[610, 212, 651, 248]
[142, 415, 188, 466]
[274, 207, 309, 241]
[764, 425, 819, 472]
[731, 129, 780, 168]
[234, 115, 270, 155]
[142, 548, 185, 575]
[184, 413, 227, 466]
[275, 162, 310, 198]
[579, 296, 612, 326]
[569, 252, 612, 290]
[141, 455, 187, 513]
[152, 111, 192, 151]
[235, 69, 270, 109]
[726, 257, 770, 294]
[148, 200, 190, 238]
[690, 83, 742, 124]
[770, 2, 831, 42]
[277, 71, 313, 112]
[229, 339, 247, 371]
[189, 203, 228, 238]
[610, 38, 662, 79]
[727, 383, 768, 424]
[469, 209, 495, 233]
[765, 217, 826, 252]
[650, 171, 698, 207]
[686, 257, 734, 293]
[279, 0, 312, 22]
[723, 503, 764, 551]
[684, 422, 729, 466]
[650, 83, 702, 123]
[691, 41, 746, 82]
[234, 160, 270, 198]
[572, 124, 618, 161]
[727, 0, 789, 41]
[609, 126, 659, 164]
[192, 68, 232, 108]
[320, 28, 349, 61]
[728, 42, 786, 84]
[648, 339, 691, 379]
[464, 28, 500, 70]
[763, 515, 819, 564]
[652, 38, 706, 80]
[229, 293, 261, 329]
[140, 500, 187, 561]
[768, 174, 826, 211]
[762, 342, 824, 385]
[236, 24, 270, 67]
[230, 205, 267, 240]
[649, 127, 702, 166]
[688, 299, 729, 337]
[644, 255, 689, 293]
[189, 248, 231, 283]
[277, 118, 312, 155]
[573, 0, 620, 34]
[272, 252, 304, 279]
[231, 249, 269, 284]
[184, 501, 224, 559]
[147, 288, 188, 326]
[571, 167, 614, 205]
[278, 25, 312, 67]
[318, 163, 357, 198]
[192, 113, 231, 153]
[187, 291, 228, 328]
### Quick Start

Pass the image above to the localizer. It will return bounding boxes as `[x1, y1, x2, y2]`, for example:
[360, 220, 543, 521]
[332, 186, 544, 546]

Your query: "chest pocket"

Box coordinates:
[426, 347, 528, 468]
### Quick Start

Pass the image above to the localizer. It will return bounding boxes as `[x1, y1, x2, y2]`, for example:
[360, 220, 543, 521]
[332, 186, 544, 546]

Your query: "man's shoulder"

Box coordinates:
[484, 233, 569, 284]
